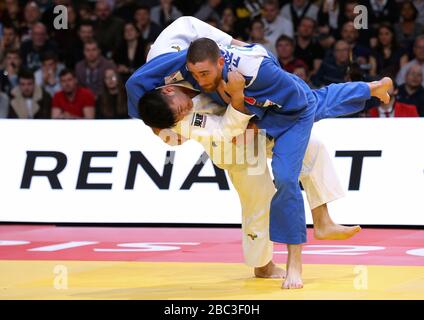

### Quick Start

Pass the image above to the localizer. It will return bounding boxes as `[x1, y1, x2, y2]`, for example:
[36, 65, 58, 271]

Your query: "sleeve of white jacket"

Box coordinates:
[189, 104, 254, 142]
[147, 16, 233, 61]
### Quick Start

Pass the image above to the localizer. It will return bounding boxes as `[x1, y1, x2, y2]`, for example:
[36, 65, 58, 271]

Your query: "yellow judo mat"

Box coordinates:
[1, 260, 423, 300]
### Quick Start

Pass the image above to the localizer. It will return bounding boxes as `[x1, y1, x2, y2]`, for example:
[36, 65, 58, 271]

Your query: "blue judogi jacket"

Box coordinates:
[126, 44, 315, 138]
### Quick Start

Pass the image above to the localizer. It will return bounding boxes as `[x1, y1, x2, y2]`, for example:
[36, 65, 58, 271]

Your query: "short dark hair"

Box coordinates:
[3, 24, 18, 34]
[251, 18, 264, 28]
[78, 20, 94, 30]
[125, 21, 140, 34]
[299, 16, 316, 28]
[18, 69, 35, 81]
[263, 0, 279, 9]
[135, 4, 150, 13]
[276, 34, 295, 47]
[138, 90, 177, 129]
[5, 48, 19, 57]
[187, 38, 220, 64]
[41, 51, 58, 62]
[84, 39, 99, 49]
[59, 68, 75, 79]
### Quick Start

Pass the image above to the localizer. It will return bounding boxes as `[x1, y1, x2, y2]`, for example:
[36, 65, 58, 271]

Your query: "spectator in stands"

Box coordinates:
[339, 0, 359, 29]
[134, 5, 162, 45]
[51, 4, 79, 69]
[75, 40, 116, 98]
[367, 83, 420, 117]
[317, 32, 336, 52]
[1, 0, 24, 31]
[370, 23, 408, 80]
[312, 40, 350, 86]
[94, 0, 125, 59]
[281, 0, 319, 32]
[9, 68, 51, 119]
[293, 64, 311, 86]
[113, 0, 139, 22]
[114, 22, 147, 83]
[220, 7, 244, 39]
[0, 25, 20, 67]
[317, 0, 341, 36]
[20, 1, 42, 43]
[0, 92, 9, 118]
[96, 68, 128, 119]
[150, 0, 183, 28]
[261, 0, 294, 50]
[397, 35, 424, 87]
[394, 1, 424, 52]
[52, 69, 95, 119]
[0, 49, 21, 96]
[294, 17, 324, 76]
[275, 35, 308, 74]
[396, 63, 424, 116]
[248, 19, 274, 55]
[20, 22, 57, 72]
[77, 2, 95, 22]
[340, 21, 372, 73]
[67, 20, 96, 69]
[195, 0, 225, 23]
[34, 51, 64, 97]
[367, 0, 399, 28]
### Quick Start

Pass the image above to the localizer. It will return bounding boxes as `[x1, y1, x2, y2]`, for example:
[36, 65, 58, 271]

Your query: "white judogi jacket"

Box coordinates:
[169, 83, 254, 144]
[155, 81, 261, 174]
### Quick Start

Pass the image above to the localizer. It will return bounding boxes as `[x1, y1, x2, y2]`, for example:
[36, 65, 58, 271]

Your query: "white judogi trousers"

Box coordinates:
[225, 135, 345, 267]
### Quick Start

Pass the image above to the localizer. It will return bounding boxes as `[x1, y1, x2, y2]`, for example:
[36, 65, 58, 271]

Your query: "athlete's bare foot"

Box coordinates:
[314, 224, 361, 240]
[282, 244, 303, 289]
[254, 260, 286, 278]
[312, 204, 361, 240]
[283, 268, 303, 289]
[369, 77, 393, 104]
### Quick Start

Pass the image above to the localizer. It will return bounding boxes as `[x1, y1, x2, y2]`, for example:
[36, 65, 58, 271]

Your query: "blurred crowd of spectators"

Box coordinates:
[1, 0, 423, 120]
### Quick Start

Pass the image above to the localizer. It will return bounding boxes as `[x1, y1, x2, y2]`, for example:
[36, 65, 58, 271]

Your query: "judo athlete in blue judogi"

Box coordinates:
[126, 17, 393, 289]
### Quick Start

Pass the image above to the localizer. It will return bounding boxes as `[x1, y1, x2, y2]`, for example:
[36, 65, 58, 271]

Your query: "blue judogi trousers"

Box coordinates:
[267, 81, 370, 244]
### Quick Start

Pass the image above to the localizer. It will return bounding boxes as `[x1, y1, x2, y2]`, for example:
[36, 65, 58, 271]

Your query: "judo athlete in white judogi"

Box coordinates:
[127, 19, 360, 277]
[150, 80, 353, 279]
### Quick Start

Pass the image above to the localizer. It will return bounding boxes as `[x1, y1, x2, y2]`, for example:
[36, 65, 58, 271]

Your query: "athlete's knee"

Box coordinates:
[273, 169, 299, 190]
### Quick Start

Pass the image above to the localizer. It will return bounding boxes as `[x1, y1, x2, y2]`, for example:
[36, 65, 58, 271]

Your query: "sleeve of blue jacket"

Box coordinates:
[245, 57, 310, 116]
[126, 50, 189, 119]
